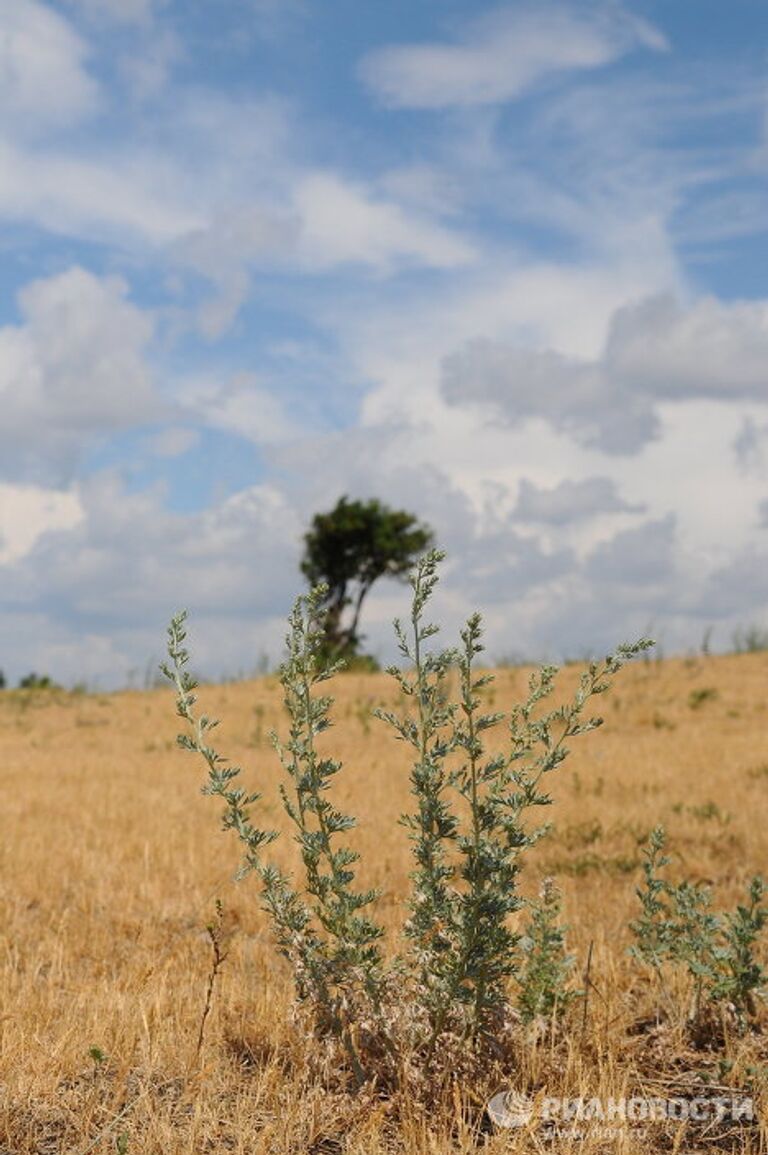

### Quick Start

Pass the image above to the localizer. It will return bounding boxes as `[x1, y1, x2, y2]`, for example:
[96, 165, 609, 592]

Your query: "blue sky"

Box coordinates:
[0, 0, 767, 686]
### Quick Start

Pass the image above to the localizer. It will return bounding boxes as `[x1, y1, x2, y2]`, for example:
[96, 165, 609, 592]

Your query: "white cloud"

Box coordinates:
[514, 476, 645, 524]
[702, 546, 768, 621]
[361, 3, 666, 110]
[0, 474, 303, 685]
[117, 27, 180, 101]
[172, 202, 301, 337]
[168, 171, 476, 335]
[675, 189, 768, 245]
[0, 138, 203, 245]
[0, 483, 83, 564]
[267, 422, 478, 550]
[1, 394, 765, 684]
[734, 417, 768, 470]
[584, 514, 677, 587]
[0, 0, 99, 131]
[379, 163, 464, 217]
[188, 374, 300, 446]
[441, 293, 768, 454]
[442, 340, 659, 454]
[0, 267, 163, 482]
[145, 427, 200, 458]
[292, 172, 476, 272]
[457, 527, 574, 609]
[606, 295, 768, 398]
[0, 91, 289, 251]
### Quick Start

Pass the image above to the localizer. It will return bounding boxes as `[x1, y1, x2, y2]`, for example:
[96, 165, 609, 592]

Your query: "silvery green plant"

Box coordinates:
[164, 550, 651, 1075]
[630, 825, 677, 978]
[372, 551, 460, 1043]
[517, 877, 577, 1024]
[162, 589, 383, 1082]
[631, 826, 767, 1024]
[376, 550, 652, 1048]
[715, 876, 768, 1016]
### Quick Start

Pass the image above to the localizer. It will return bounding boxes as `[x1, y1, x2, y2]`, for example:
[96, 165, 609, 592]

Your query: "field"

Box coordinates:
[2, 650, 768, 1153]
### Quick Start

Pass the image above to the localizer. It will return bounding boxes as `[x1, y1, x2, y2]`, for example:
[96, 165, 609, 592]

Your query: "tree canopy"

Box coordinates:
[300, 496, 433, 660]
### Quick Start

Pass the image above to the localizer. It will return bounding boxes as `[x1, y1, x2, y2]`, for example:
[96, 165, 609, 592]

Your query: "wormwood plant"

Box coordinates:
[517, 878, 577, 1025]
[375, 552, 651, 1048]
[631, 826, 768, 1026]
[163, 588, 383, 1082]
[164, 551, 650, 1079]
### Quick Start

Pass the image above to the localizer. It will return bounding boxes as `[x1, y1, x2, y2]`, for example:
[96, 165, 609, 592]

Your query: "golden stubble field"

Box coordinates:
[1, 651, 767, 1153]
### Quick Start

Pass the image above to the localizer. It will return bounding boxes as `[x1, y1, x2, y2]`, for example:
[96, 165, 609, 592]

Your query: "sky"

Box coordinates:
[0, 0, 767, 687]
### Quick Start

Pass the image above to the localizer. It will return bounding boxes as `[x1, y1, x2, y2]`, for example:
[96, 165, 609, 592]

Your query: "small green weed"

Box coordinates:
[631, 827, 767, 1028]
[688, 687, 719, 710]
[517, 878, 577, 1024]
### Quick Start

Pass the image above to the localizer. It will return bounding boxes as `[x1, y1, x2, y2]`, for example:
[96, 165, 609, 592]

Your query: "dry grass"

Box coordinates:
[1, 650, 767, 1153]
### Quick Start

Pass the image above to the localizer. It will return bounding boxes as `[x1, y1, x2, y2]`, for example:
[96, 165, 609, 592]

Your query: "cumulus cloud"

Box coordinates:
[0, 483, 83, 564]
[360, 3, 666, 110]
[701, 546, 768, 619]
[266, 422, 479, 551]
[733, 417, 768, 469]
[457, 527, 574, 608]
[499, 514, 693, 662]
[263, 419, 593, 663]
[514, 476, 645, 524]
[0, 0, 99, 132]
[442, 293, 768, 454]
[606, 295, 768, 398]
[15, 474, 300, 621]
[0, 422, 504, 684]
[0, 267, 162, 482]
[188, 374, 301, 446]
[441, 340, 659, 454]
[0, 473, 303, 684]
[584, 514, 677, 587]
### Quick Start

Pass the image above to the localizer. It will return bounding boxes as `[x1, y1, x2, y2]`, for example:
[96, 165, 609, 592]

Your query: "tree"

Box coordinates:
[300, 496, 433, 660]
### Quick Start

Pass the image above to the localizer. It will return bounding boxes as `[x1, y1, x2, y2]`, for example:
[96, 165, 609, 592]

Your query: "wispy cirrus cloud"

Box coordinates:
[360, 3, 667, 110]
[0, 137, 202, 245]
[0, 0, 100, 131]
[292, 172, 477, 272]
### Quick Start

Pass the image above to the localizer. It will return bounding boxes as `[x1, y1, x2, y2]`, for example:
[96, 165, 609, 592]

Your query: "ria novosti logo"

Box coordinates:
[487, 1089, 755, 1132]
